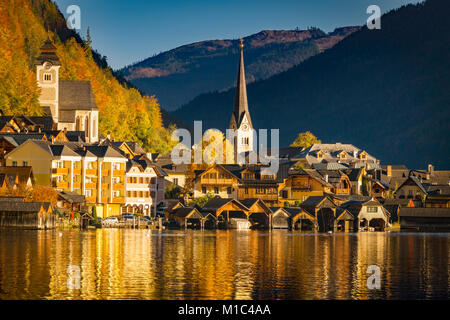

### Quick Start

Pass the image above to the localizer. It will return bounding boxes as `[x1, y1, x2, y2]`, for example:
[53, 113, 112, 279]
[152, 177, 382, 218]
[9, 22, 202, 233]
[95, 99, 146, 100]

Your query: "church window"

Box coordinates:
[44, 73, 52, 82]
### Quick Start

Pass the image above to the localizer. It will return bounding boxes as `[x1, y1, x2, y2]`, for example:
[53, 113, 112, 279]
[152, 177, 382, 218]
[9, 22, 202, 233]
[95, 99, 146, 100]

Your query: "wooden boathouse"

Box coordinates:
[0, 196, 55, 229]
[399, 208, 450, 231]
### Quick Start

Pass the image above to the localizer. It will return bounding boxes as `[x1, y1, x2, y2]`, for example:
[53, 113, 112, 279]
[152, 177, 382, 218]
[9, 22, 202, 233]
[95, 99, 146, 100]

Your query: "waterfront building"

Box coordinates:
[4, 140, 127, 217]
[340, 198, 390, 231]
[124, 158, 166, 216]
[0, 196, 55, 229]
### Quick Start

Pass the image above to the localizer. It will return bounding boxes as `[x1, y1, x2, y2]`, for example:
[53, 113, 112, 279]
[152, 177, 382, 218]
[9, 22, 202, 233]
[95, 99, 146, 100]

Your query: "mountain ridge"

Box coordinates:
[173, 0, 450, 169]
[119, 26, 360, 111]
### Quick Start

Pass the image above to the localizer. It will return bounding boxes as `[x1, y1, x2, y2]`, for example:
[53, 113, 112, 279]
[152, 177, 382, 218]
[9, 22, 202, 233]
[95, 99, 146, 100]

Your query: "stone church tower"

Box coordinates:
[35, 37, 61, 123]
[229, 39, 254, 156]
[35, 37, 99, 143]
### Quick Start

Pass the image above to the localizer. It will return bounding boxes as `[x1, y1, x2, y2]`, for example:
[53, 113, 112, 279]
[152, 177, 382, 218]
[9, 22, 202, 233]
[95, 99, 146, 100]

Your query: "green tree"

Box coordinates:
[192, 193, 215, 209]
[290, 131, 321, 149]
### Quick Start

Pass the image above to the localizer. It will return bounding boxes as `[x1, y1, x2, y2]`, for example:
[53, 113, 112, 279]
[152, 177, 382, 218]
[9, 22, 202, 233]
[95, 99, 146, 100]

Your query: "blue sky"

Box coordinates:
[54, 0, 422, 69]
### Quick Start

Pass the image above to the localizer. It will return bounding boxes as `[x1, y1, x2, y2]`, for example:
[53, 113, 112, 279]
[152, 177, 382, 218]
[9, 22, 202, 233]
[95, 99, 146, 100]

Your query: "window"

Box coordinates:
[367, 207, 378, 213]
[22, 161, 28, 167]
[113, 163, 121, 171]
[127, 191, 131, 197]
[214, 187, 219, 194]
[256, 188, 266, 194]
[113, 191, 120, 198]
[173, 178, 179, 186]
[245, 188, 249, 195]
[281, 190, 288, 198]
[12, 161, 17, 167]
[85, 190, 92, 197]
[43, 73, 52, 82]
[242, 137, 249, 145]
[227, 187, 232, 195]
[202, 187, 207, 194]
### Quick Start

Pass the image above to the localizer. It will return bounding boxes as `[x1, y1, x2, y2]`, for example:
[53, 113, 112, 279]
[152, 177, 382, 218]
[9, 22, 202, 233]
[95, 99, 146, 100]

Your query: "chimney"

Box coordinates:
[324, 174, 329, 183]
[428, 164, 434, 175]
[387, 165, 392, 177]
[64, 127, 67, 135]
[107, 132, 111, 141]
[51, 136, 55, 144]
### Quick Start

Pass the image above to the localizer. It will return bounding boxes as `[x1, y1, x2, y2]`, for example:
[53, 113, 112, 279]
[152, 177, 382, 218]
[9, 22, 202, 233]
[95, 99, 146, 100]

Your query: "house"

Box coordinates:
[425, 185, 450, 208]
[279, 169, 351, 205]
[238, 162, 292, 206]
[124, 158, 166, 216]
[293, 143, 379, 170]
[57, 191, 86, 215]
[192, 164, 241, 199]
[4, 140, 128, 218]
[340, 198, 390, 231]
[395, 175, 427, 201]
[399, 208, 450, 231]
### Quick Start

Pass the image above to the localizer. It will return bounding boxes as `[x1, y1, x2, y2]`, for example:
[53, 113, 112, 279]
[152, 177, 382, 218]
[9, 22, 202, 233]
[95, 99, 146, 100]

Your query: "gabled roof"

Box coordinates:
[399, 208, 450, 218]
[58, 80, 98, 116]
[0, 166, 34, 185]
[202, 197, 249, 212]
[397, 175, 428, 195]
[301, 196, 336, 209]
[58, 191, 85, 204]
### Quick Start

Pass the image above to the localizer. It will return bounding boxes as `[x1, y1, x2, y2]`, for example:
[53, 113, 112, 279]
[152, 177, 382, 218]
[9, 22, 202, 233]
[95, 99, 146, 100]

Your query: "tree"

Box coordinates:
[191, 193, 215, 209]
[165, 183, 182, 200]
[27, 185, 58, 206]
[290, 131, 321, 149]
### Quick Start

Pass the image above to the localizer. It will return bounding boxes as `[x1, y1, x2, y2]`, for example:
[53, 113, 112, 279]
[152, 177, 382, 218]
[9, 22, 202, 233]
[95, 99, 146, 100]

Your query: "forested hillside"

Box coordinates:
[174, 0, 450, 169]
[0, 0, 174, 153]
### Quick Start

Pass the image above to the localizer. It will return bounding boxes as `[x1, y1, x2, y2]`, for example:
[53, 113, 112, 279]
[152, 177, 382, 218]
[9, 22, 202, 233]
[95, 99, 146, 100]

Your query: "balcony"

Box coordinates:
[201, 178, 235, 185]
[113, 170, 125, 176]
[73, 183, 81, 189]
[54, 182, 69, 189]
[73, 169, 82, 175]
[85, 169, 97, 176]
[254, 194, 278, 201]
[85, 183, 97, 189]
[113, 183, 124, 190]
[112, 197, 125, 204]
[101, 197, 108, 203]
[52, 168, 69, 174]
[101, 169, 110, 176]
[101, 183, 109, 189]
[86, 197, 96, 203]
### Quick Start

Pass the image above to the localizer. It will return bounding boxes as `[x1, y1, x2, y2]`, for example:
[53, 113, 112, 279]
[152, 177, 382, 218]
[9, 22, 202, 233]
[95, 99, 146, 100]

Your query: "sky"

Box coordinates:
[54, 0, 422, 70]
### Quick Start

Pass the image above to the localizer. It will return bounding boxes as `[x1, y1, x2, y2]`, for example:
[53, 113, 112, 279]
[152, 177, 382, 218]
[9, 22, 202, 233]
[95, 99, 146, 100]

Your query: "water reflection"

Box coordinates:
[0, 229, 448, 300]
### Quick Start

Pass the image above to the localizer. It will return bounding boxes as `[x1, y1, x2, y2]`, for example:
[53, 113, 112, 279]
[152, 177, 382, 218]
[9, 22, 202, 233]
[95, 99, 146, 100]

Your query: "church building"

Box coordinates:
[229, 39, 254, 156]
[35, 38, 99, 143]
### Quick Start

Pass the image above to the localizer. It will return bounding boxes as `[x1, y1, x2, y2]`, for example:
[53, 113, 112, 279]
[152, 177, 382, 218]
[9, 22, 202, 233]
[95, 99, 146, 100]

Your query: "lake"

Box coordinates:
[0, 229, 449, 300]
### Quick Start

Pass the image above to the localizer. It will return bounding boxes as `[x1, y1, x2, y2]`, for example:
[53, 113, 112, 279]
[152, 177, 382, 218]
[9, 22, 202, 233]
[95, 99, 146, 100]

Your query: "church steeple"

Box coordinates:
[229, 39, 253, 130]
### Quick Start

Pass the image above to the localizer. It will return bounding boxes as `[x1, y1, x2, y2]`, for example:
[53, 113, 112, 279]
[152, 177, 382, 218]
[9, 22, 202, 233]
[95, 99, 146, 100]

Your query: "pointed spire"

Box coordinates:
[230, 38, 253, 130]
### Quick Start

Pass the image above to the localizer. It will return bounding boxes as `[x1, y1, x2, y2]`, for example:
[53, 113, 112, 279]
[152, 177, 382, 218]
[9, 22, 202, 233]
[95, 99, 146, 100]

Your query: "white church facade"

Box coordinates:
[35, 38, 99, 143]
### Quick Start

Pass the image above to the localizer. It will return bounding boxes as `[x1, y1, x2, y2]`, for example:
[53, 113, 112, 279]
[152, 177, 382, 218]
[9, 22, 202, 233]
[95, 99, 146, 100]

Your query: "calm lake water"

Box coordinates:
[0, 229, 449, 300]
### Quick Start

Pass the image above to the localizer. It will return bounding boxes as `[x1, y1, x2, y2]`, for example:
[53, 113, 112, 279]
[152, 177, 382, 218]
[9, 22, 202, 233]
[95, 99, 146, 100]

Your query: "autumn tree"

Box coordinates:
[290, 131, 321, 149]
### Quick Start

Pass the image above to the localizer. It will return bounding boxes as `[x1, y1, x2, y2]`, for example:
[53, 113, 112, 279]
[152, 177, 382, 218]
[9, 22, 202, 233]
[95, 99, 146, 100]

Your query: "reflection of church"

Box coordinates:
[229, 39, 254, 156]
[35, 38, 99, 143]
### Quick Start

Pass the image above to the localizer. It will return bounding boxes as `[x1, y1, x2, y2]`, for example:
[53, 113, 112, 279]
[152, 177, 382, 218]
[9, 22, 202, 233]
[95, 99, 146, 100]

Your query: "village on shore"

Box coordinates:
[0, 38, 449, 233]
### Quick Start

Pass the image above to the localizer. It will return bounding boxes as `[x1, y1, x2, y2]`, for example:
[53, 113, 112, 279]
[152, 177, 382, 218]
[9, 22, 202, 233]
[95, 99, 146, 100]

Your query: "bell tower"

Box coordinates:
[229, 39, 254, 155]
[35, 37, 61, 123]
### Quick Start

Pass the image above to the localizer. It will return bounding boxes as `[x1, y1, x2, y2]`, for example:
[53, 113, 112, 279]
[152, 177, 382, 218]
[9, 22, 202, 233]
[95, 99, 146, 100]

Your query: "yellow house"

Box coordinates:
[5, 140, 128, 218]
